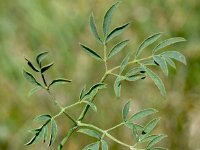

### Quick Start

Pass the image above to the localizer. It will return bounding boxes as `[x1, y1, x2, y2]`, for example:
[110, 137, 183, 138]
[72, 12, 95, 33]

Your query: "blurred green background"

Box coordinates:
[0, 0, 200, 149]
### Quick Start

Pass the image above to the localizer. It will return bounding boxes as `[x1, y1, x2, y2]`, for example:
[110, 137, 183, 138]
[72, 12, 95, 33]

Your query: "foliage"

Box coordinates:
[23, 1, 186, 150]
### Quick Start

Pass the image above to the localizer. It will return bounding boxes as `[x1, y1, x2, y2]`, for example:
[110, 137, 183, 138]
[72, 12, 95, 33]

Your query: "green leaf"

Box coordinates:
[25, 58, 39, 72]
[36, 51, 49, 67]
[80, 43, 103, 61]
[150, 147, 168, 150]
[122, 101, 131, 122]
[139, 135, 159, 143]
[43, 125, 48, 143]
[135, 32, 162, 58]
[82, 142, 100, 150]
[153, 37, 186, 53]
[153, 56, 168, 76]
[28, 86, 43, 97]
[125, 122, 143, 131]
[78, 128, 100, 139]
[143, 60, 157, 66]
[34, 114, 51, 122]
[161, 51, 186, 65]
[49, 119, 58, 146]
[125, 67, 145, 77]
[25, 127, 45, 145]
[48, 78, 72, 88]
[101, 140, 108, 150]
[90, 13, 102, 44]
[80, 85, 87, 100]
[114, 77, 121, 97]
[23, 70, 41, 86]
[82, 83, 106, 100]
[129, 108, 158, 122]
[120, 53, 131, 74]
[162, 55, 176, 69]
[145, 67, 166, 96]
[108, 40, 129, 59]
[103, 2, 120, 36]
[106, 23, 130, 43]
[146, 135, 167, 149]
[126, 74, 146, 82]
[82, 101, 97, 112]
[132, 124, 139, 142]
[41, 63, 54, 73]
[143, 118, 160, 135]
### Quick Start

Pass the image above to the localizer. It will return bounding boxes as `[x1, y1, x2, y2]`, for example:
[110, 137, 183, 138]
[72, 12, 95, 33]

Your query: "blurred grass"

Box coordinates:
[0, 0, 200, 150]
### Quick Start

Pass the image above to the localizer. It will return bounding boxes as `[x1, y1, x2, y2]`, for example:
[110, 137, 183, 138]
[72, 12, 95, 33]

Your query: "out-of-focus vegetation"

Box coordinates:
[0, 0, 199, 150]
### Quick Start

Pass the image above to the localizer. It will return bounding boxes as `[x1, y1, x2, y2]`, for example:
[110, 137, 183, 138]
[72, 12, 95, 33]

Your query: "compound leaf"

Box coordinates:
[80, 44, 103, 61]
[78, 128, 100, 139]
[135, 32, 162, 58]
[153, 37, 186, 53]
[103, 2, 120, 36]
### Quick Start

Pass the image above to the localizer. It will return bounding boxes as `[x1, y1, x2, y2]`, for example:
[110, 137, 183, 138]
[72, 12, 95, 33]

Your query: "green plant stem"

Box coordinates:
[78, 73, 108, 121]
[79, 122, 136, 149]
[58, 55, 153, 149]
[103, 43, 108, 72]
[41, 73, 48, 87]
[57, 126, 78, 150]
[106, 122, 125, 132]
[58, 73, 109, 149]
[109, 55, 153, 73]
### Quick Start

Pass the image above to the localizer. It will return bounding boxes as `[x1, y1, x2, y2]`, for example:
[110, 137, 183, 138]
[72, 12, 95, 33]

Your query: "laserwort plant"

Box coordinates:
[23, 2, 186, 150]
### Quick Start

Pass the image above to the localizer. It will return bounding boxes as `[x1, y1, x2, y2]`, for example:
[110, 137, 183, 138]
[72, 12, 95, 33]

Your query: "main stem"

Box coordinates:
[58, 54, 153, 149]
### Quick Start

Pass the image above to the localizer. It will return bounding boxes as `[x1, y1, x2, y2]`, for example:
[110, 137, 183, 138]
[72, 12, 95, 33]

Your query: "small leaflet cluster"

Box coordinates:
[23, 52, 72, 96]
[23, 52, 71, 146]
[78, 101, 167, 150]
[23, 1, 186, 150]
[25, 114, 58, 146]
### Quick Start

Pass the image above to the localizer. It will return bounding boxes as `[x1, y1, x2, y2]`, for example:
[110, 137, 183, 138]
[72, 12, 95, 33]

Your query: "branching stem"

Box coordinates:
[58, 55, 153, 149]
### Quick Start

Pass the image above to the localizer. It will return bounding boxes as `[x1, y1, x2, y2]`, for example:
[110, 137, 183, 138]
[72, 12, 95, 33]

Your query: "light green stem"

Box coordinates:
[79, 122, 134, 149]
[109, 55, 153, 73]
